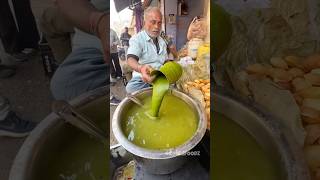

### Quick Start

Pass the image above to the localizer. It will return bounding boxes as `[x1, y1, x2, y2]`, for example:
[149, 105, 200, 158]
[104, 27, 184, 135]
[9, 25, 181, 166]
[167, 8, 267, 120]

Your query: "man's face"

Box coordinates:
[144, 11, 162, 38]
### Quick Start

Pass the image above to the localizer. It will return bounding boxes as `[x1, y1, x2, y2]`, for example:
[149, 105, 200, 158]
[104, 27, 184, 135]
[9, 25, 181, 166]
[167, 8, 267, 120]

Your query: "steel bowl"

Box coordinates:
[213, 86, 310, 180]
[9, 86, 108, 180]
[112, 88, 207, 174]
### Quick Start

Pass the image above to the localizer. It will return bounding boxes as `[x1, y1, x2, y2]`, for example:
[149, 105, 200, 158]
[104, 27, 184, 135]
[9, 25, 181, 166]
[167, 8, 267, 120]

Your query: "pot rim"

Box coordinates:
[213, 86, 310, 180]
[112, 87, 207, 159]
[9, 86, 108, 180]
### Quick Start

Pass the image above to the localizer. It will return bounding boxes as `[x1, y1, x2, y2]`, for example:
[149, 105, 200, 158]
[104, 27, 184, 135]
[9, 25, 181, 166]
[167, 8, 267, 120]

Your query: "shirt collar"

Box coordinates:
[141, 30, 166, 54]
[142, 30, 151, 42]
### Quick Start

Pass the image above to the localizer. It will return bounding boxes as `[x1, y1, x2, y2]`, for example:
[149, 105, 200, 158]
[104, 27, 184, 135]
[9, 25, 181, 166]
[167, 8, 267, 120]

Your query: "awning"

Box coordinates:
[114, 0, 142, 12]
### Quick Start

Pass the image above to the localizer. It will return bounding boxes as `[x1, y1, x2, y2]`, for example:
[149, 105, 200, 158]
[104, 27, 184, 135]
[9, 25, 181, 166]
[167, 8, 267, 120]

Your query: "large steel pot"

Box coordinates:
[9, 86, 108, 180]
[9, 85, 309, 179]
[112, 88, 207, 175]
[213, 86, 310, 180]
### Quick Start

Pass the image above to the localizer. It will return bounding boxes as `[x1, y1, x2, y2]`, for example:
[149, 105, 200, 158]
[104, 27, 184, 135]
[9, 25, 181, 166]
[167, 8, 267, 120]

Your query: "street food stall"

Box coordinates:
[8, 0, 320, 179]
[110, 0, 211, 179]
[9, 1, 211, 180]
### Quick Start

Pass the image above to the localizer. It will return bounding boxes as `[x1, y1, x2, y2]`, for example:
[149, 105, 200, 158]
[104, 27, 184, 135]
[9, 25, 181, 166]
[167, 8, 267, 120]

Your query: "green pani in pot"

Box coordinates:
[122, 95, 198, 150]
[150, 61, 182, 117]
[150, 75, 169, 117]
[213, 112, 284, 180]
[122, 62, 194, 150]
[34, 98, 108, 180]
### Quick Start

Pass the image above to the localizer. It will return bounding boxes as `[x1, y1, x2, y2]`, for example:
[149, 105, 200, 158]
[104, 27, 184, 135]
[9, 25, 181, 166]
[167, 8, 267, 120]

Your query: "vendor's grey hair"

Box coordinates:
[144, 7, 162, 20]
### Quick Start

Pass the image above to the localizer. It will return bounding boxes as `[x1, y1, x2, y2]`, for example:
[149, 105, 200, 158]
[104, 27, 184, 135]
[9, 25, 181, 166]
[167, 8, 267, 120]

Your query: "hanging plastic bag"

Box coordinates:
[187, 16, 207, 40]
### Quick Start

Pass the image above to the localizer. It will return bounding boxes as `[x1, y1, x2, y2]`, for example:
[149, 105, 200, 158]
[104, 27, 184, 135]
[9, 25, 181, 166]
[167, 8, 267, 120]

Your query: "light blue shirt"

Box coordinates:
[127, 30, 168, 77]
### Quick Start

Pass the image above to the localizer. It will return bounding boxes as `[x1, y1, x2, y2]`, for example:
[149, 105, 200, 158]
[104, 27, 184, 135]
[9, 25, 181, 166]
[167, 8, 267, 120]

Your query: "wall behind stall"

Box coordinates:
[176, 0, 205, 50]
[164, 0, 178, 47]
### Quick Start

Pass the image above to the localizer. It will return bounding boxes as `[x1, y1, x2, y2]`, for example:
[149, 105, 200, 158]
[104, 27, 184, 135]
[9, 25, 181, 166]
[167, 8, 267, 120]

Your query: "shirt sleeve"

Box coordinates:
[127, 37, 142, 57]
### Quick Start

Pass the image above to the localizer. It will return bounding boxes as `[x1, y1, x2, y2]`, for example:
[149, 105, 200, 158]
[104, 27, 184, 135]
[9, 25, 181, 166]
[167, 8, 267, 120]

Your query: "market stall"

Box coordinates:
[110, 0, 211, 179]
[174, 0, 211, 129]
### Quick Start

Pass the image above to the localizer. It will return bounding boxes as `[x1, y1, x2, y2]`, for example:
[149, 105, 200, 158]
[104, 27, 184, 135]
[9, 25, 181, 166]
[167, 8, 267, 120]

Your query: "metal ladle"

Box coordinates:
[52, 100, 107, 145]
[126, 94, 144, 107]
[127, 94, 160, 119]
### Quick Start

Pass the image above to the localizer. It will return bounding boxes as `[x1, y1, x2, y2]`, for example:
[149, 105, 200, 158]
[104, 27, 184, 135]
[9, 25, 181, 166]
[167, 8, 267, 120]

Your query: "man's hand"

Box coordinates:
[127, 57, 155, 83]
[140, 65, 154, 83]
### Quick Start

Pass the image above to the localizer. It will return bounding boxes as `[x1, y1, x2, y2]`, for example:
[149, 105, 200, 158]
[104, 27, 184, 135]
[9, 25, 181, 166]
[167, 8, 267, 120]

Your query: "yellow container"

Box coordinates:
[197, 43, 210, 60]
